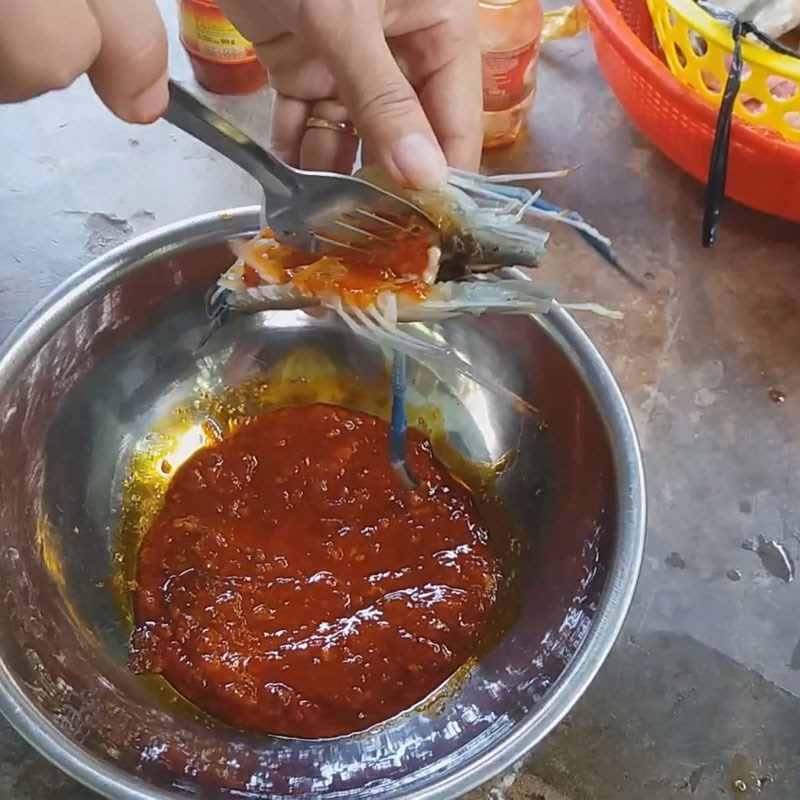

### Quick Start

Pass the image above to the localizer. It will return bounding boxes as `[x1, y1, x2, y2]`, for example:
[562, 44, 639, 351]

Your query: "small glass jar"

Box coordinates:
[479, 0, 544, 149]
[178, 0, 267, 95]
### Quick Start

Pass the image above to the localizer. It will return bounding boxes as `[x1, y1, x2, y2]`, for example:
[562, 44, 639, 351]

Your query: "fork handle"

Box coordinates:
[164, 80, 297, 198]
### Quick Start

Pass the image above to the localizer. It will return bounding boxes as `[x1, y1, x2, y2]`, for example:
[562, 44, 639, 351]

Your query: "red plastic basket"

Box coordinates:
[581, 0, 800, 222]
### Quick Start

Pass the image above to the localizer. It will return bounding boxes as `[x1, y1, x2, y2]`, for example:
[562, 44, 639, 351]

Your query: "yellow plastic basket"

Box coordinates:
[647, 0, 800, 142]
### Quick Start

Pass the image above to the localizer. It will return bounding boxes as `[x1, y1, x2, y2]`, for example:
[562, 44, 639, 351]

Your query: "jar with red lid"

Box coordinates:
[178, 0, 267, 95]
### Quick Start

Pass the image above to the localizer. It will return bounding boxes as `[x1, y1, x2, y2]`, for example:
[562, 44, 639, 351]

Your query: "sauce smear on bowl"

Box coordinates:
[130, 404, 499, 737]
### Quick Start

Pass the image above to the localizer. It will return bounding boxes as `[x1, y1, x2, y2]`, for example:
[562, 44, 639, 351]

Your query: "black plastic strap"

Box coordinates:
[702, 21, 743, 247]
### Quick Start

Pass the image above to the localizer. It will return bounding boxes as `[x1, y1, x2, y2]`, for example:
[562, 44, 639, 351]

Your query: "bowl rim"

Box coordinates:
[0, 207, 646, 800]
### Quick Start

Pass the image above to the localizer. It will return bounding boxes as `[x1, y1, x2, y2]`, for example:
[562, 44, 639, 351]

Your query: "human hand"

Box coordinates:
[217, 0, 483, 189]
[0, 0, 168, 123]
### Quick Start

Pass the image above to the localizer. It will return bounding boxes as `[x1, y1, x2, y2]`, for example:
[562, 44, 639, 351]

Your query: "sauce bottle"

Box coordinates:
[479, 0, 544, 149]
[178, 0, 267, 95]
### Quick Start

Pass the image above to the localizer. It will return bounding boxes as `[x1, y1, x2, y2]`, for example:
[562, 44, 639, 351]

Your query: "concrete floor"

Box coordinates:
[0, 3, 799, 799]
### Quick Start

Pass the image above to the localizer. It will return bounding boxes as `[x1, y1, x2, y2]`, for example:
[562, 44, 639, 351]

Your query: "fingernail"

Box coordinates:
[391, 134, 448, 190]
[129, 78, 169, 124]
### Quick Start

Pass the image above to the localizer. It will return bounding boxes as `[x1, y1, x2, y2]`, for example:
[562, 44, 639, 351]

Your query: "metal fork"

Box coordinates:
[164, 80, 435, 255]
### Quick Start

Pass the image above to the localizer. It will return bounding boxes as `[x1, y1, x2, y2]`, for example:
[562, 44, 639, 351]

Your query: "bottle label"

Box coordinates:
[179, 1, 257, 64]
[482, 39, 540, 112]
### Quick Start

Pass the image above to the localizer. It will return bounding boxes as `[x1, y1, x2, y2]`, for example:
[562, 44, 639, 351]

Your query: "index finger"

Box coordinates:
[416, 12, 483, 170]
[297, 0, 447, 189]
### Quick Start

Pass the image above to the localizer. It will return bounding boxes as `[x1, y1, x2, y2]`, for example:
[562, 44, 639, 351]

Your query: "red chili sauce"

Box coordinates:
[239, 223, 433, 308]
[130, 405, 499, 737]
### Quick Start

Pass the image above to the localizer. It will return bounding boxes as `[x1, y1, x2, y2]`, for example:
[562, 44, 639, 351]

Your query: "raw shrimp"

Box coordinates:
[207, 168, 623, 486]
[213, 167, 624, 332]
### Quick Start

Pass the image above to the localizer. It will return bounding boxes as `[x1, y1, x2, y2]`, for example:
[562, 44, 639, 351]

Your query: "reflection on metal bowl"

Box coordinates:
[0, 207, 645, 799]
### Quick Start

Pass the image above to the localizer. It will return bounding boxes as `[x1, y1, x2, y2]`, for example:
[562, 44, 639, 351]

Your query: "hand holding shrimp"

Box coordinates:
[216, 0, 483, 187]
[1, 0, 481, 194]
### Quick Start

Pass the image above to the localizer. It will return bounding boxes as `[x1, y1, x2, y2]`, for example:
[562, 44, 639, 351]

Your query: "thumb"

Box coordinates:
[86, 0, 168, 123]
[301, 5, 447, 189]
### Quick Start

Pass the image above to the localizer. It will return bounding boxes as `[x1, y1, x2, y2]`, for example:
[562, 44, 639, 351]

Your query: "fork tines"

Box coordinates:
[322, 207, 418, 252]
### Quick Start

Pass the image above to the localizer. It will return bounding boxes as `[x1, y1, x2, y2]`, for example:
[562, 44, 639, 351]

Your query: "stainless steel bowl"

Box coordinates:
[0, 208, 645, 800]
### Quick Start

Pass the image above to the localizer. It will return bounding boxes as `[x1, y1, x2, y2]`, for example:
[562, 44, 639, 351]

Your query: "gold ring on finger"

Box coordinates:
[306, 117, 358, 136]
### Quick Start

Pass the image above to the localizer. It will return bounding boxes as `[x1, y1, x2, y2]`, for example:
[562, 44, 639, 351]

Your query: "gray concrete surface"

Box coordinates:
[1, 2, 799, 799]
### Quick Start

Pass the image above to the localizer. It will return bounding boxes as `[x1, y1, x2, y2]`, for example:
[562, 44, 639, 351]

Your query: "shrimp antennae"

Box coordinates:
[448, 169, 645, 287]
[324, 298, 539, 418]
[389, 351, 418, 490]
[450, 166, 576, 183]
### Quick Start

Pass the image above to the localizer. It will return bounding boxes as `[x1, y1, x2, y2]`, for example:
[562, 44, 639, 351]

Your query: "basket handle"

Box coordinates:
[702, 21, 744, 248]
